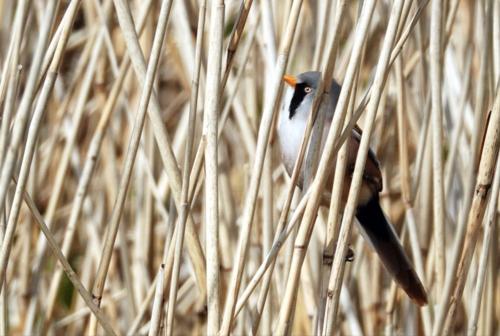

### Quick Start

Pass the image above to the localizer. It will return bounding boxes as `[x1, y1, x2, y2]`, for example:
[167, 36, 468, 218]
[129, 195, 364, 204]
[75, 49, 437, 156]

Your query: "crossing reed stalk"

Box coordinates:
[0, 1, 496, 334]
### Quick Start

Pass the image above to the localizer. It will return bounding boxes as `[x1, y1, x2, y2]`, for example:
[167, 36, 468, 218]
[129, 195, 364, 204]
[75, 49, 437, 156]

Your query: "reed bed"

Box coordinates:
[0, 0, 498, 335]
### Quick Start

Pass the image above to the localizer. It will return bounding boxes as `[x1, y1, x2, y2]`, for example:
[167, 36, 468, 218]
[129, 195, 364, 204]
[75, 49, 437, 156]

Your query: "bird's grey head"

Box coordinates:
[282, 71, 341, 120]
[296, 71, 321, 88]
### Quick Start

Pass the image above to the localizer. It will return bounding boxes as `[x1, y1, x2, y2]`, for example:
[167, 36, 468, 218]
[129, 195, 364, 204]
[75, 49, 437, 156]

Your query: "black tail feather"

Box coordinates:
[356, 196, 428, 306]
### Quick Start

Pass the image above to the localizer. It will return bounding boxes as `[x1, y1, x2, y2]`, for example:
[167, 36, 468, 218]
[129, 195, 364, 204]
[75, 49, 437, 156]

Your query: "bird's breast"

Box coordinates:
[277, 113, 307, 175]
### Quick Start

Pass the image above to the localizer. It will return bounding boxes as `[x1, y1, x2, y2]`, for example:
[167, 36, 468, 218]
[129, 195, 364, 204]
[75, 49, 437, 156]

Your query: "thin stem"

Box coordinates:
[203, 0, 224, 333]
[219, 1, 305, 333]
[90, 2, 175, 334]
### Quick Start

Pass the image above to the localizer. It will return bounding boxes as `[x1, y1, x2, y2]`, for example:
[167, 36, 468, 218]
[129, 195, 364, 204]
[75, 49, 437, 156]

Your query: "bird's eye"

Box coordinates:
[304, 86, 312, 93]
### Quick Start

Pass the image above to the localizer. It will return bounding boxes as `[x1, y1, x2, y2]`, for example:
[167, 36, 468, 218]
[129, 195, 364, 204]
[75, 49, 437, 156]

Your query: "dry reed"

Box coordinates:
[0, 0, 498, 335]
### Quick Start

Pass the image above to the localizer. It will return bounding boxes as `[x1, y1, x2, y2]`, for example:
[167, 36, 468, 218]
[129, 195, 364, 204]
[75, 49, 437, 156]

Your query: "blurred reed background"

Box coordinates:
[0, 0, 498, 335]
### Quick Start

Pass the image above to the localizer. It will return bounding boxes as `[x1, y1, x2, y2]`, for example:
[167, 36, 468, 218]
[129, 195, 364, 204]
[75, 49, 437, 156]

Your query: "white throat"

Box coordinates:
[277, 87, 309, 173]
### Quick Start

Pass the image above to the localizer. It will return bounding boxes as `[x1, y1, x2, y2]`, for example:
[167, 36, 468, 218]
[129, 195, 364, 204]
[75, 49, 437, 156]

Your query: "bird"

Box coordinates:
[277, 71, 428, 306]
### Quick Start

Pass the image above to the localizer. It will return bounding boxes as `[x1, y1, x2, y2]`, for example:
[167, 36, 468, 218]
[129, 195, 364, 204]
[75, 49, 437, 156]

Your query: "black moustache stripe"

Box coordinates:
[289, 83, 308, 119]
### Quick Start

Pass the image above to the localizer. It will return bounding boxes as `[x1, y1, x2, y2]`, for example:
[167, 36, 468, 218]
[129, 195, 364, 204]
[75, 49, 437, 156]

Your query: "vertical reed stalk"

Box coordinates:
[322, 1, 404, 334]
[203, 0, 225, 333]
[274, 0, 378, 333]
[467, 153, 500, 335]
[432, 0, 494, 333]
[429, 0, 446, 291]
[441, 86, 500, 335]
[111, 0, 207, 302]
[89, 0, 174, 333]
[219, 1, 305, 333]
[0, 0, 57, 229]
[0, 0, 79, 291]
[15, 178, 118, 335]
[165, 0, 206, 334]
[0, 1, 496, 333]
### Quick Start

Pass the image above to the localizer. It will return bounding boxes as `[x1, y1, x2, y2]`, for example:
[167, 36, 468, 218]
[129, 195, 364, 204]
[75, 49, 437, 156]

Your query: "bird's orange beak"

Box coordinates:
[283, 75, 297, 88]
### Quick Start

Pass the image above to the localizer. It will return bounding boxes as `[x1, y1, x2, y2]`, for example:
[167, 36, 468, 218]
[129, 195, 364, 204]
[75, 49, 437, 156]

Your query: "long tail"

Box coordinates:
[356, 196, 428, 306]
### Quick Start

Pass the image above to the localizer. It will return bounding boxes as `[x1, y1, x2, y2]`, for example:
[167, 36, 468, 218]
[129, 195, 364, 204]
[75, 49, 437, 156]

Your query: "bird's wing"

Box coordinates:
[353, 123, 364, 136]
[348, 128, 383, 193]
